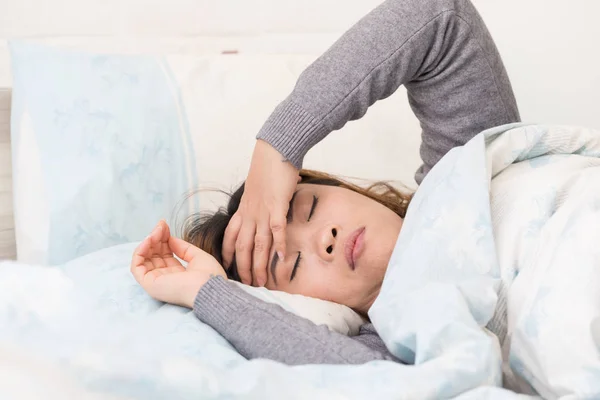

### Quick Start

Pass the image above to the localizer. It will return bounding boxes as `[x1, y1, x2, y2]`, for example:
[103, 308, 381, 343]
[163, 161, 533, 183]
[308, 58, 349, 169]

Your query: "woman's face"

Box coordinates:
[264, 183, 403, 314]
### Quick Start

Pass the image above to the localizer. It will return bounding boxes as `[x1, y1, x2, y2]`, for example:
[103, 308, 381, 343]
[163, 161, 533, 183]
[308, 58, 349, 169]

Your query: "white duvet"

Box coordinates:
[1, 123, 599, 399]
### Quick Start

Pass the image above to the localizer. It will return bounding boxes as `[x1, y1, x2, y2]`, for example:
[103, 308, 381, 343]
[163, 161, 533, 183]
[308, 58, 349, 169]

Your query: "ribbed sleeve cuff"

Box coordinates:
[193, 276, 248, 330]
[256, 98, 330, 169]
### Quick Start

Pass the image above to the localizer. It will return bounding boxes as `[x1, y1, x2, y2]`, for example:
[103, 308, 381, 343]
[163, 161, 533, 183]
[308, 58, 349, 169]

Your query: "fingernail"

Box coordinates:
[277, 251, 284, 262]
[257, 277, 266, 287]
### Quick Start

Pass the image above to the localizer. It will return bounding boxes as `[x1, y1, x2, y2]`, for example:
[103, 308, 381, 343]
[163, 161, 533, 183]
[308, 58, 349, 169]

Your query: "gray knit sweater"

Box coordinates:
[193, 0, 520, 365]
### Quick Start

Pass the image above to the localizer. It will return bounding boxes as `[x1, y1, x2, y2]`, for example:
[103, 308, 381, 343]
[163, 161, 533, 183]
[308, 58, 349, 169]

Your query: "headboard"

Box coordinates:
[0, 89, 16, 260]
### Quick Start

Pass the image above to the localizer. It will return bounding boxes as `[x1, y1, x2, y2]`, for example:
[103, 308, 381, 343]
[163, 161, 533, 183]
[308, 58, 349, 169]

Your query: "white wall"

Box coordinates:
[0, 0, 600, 128]
[474, 0, 600, 130]
[0, 0, 599, 128]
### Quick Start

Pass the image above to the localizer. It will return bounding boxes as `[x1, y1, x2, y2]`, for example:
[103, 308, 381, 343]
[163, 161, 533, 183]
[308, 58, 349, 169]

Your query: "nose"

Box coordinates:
[318, 225, 339, 262]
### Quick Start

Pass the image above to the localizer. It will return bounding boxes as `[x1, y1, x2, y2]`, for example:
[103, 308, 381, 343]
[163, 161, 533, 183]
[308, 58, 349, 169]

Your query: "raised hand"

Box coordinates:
[221, 140, 298, 286]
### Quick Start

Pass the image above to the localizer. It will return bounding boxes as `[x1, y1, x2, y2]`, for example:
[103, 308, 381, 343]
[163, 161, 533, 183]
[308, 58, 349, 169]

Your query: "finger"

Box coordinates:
[157, 219, 173, 256]
[131, 242, 151, 285]
[149, 223, 167, 270]
[168, 236, 205, 263]
[222, 212, 242, 268]
[270, 209, 288, 262]
[252, 224, 272, 287]
[148, 222, 162, 253]
[157, 220, 183, 269]
[159, 219, 171, 242]
[235, 222, 256, 285]
[163, 253, 182, 269]
[131, 237, 151, 273]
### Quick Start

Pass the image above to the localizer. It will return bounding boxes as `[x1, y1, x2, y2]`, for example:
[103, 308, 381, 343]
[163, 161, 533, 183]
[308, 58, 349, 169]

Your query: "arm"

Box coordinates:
[257, 0, 520, 183]
[130, 222, 397, 364]
[194, 276, 400, 365]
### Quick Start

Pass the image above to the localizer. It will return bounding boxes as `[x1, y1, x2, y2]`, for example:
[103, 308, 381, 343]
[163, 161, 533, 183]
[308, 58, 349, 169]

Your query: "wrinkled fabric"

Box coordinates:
[1, 124, 599, 399]
[371, 123, 600, 398]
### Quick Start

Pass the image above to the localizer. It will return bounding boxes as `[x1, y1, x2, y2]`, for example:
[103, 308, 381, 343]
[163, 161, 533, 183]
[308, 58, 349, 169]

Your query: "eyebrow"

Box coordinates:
[271, 190, 299, 286]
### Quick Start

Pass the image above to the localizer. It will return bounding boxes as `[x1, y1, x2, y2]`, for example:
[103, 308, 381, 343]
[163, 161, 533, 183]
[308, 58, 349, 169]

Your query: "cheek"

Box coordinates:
[293, 267, 358, 304]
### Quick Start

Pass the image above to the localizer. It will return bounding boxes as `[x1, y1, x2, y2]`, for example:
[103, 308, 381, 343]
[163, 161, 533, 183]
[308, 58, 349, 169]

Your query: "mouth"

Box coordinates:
[344, 227, 365, 271]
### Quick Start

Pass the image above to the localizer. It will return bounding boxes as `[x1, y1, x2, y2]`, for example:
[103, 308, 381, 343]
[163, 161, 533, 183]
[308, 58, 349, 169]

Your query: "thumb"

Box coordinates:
[168, 236, 203, 263]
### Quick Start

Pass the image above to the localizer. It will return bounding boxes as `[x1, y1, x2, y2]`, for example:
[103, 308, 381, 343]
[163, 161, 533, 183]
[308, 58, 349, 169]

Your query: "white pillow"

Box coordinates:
[232, 281, 366, 336]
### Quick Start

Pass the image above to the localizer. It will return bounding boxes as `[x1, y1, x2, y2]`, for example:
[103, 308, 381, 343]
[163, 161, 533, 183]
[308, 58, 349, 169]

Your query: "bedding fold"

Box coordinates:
[2, 123, 600, 399]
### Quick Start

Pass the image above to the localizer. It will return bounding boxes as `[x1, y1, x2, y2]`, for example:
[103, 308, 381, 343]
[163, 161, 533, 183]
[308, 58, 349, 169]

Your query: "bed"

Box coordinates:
[1, 32, 599, 397]
[2, 46, 600, 396]
[2, 112, 600, 399]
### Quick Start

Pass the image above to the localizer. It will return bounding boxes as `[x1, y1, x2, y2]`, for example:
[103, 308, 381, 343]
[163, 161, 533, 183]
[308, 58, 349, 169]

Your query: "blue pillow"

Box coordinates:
[9, 41, 197, 264]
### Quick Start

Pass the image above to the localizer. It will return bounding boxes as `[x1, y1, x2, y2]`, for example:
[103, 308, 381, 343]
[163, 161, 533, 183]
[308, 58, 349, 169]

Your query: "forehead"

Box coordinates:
[298, 182, 341, 192]
[297, 182, 358, 198]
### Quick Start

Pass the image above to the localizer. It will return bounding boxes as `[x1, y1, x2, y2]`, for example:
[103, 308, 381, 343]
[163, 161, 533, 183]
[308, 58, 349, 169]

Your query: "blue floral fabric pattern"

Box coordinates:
[1, 123, 600, 399]
[10, 42, 196, 264]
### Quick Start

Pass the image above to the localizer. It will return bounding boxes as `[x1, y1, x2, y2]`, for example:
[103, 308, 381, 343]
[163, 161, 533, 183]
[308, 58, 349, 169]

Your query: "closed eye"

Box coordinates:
[290, 252, 301, 281]
[286, 191, 299, 224]
[308, 195, 318, 221]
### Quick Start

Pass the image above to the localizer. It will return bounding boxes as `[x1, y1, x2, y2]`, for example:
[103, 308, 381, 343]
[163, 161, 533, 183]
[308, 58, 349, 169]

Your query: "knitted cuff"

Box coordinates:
[256, 98, 329, 169]
[193, 276, 249, 330]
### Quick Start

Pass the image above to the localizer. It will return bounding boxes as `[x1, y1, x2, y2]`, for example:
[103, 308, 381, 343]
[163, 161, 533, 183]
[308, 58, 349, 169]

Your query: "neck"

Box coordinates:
[355, 284, 381, 316]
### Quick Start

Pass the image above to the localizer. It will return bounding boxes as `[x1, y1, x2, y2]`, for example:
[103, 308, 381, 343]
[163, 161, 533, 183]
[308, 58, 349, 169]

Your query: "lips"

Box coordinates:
[344, 227, 365, 270]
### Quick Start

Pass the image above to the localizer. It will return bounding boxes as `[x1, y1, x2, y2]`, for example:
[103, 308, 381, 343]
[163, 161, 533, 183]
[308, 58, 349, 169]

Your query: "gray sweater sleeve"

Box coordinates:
[193, 276, 400, 365]
[257, 0, 520, 183]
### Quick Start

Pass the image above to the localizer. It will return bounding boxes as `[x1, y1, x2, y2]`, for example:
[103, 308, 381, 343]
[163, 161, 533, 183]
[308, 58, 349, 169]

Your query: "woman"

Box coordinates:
[132, 171, 413, 363]
[222, 0, 520, 288]
[132, 0, 519, 365]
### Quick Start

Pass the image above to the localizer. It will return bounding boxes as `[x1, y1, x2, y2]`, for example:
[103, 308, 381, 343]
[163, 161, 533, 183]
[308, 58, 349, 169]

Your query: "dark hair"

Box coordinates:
[181, 169, 413, 281]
